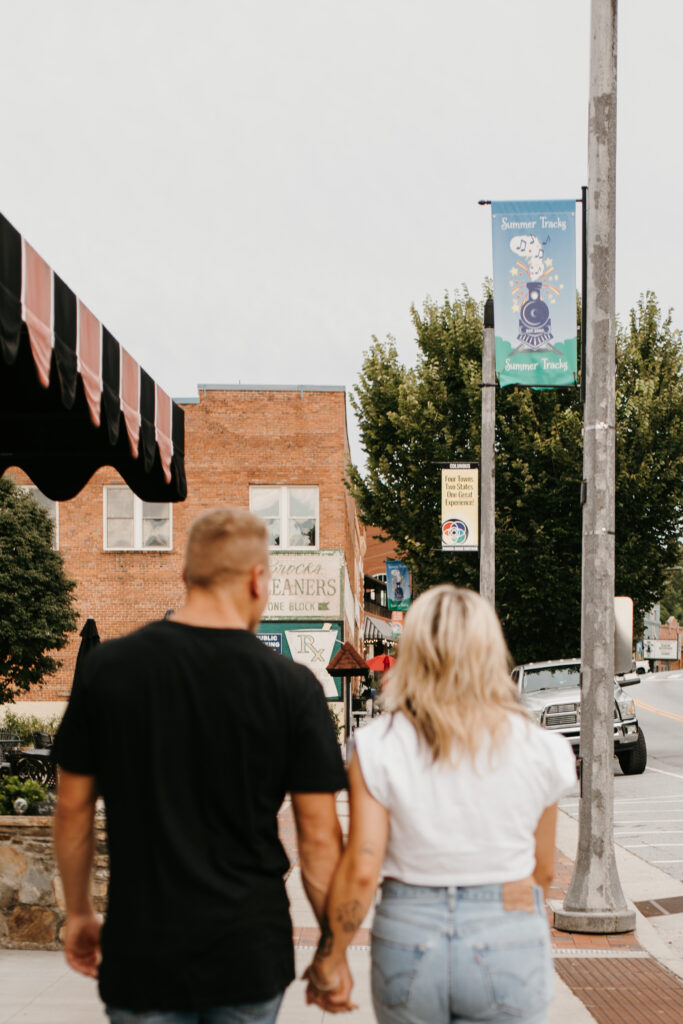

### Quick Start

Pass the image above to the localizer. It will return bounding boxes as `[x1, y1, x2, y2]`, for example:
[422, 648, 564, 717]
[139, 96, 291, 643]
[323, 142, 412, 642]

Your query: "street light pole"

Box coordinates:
[554, 0, 635, 933]
[480, 297, 495, 606]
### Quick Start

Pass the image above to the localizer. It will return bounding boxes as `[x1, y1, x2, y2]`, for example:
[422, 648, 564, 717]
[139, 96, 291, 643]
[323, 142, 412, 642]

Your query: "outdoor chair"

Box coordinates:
[0, 732, 22, 781]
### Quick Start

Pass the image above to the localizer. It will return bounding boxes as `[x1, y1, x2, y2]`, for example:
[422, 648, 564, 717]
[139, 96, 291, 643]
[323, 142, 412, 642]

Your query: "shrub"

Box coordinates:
[0, 775, 48, 815]
[327, 703, 342, 742]
[0, 710, 63, 746]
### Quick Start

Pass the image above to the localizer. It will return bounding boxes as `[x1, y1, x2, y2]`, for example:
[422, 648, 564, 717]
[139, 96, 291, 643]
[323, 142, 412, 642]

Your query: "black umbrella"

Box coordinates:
[72, 616, 101, 691]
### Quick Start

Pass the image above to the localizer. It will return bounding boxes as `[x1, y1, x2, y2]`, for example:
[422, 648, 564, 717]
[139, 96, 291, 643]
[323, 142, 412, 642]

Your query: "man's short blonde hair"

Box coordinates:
[184, 508, 268, 588]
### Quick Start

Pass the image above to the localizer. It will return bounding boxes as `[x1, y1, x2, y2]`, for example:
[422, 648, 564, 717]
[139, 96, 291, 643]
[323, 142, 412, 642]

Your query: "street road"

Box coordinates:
[560, 670, 683, 882]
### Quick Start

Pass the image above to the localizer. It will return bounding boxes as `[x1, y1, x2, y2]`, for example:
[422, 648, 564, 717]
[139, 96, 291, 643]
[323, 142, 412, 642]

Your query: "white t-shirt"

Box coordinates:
[353, 711, 576, 886]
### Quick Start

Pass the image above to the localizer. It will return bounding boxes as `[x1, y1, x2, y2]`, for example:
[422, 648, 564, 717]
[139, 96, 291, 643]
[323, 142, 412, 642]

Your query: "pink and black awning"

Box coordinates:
[0, 213, 186, 502]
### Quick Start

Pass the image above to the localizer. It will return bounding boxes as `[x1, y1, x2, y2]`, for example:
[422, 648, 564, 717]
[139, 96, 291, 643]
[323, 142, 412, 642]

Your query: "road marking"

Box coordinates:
[652, 860, 683, 864]
[614, 793, 683, 800]
[622, 843, 683, 848]
[615, 830, 683, 835]
[615, 819, 683, 824]
[562, 796, 683, 805]
[645, 767, 683, 780]
[635, 699, 683, 722]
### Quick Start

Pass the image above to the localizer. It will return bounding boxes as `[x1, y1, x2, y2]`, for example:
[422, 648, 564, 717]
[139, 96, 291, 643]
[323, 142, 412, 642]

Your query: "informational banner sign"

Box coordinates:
[391, 611, 404, 637]
[263, 550, 344, 620]
[441, 463, 479, 552]
[385, 560, 411, 611]
[491, 200, 577, 388]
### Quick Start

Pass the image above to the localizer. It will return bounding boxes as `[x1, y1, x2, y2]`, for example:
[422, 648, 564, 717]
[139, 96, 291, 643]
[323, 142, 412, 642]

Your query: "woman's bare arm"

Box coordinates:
[304, 751, 389, 1006]
[533, 803, 558, 895]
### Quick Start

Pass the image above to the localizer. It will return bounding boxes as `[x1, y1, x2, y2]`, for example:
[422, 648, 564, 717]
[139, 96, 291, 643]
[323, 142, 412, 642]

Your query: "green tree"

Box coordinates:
[0, 478, 78, 703]
[660, 571, 683, 625]
[614, 295, 683, 628]
[348, 289, 683, 663]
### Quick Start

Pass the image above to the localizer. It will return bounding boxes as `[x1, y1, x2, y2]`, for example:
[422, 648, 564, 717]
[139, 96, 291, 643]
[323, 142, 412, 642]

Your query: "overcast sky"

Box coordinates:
[0, 2, 677, 462]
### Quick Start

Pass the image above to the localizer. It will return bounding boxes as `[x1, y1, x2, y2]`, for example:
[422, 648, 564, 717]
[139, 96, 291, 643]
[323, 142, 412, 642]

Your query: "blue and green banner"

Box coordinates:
[491, 200, 577, 388]
[385, 560, 411, 611]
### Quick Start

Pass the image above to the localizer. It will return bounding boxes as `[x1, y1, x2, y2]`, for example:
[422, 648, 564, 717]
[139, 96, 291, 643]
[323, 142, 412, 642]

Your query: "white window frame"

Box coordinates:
[103, 486, 173, 552]
[19, 486, 59, 549]
[249, 485, 319, 550]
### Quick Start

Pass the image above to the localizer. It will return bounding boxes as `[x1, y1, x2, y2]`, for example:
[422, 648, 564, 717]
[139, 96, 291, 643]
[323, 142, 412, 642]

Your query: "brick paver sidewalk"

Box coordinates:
[278, 799, 683, 1023]
[545, 849, 682, 1022]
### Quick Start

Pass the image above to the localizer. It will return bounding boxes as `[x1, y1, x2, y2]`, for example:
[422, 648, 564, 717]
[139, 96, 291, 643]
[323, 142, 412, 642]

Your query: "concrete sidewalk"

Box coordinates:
[281, 795, 598, 1024]
[2, 799, 683, 1022]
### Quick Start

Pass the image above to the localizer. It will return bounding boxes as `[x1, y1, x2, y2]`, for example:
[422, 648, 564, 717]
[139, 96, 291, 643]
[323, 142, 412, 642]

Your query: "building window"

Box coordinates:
[104, 486, 172, 551]
[249, 486, 318, 548]
[20, 486, 59, 549]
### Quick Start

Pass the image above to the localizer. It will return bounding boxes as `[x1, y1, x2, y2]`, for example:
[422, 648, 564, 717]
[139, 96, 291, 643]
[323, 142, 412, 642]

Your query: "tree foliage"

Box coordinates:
[0, 478, 78, 703]
[660, 568, 683, 625]
[348, 289, 683, 663]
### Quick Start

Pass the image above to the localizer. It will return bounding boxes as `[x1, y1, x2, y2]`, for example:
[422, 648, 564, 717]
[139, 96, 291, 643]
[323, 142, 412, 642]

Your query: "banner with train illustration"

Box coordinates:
[491, 200, 577, 388]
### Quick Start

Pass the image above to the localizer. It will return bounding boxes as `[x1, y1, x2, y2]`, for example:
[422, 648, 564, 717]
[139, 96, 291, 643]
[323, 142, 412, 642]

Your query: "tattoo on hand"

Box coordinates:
[316, 914, 333, 958]
[336, 899, 362, 934]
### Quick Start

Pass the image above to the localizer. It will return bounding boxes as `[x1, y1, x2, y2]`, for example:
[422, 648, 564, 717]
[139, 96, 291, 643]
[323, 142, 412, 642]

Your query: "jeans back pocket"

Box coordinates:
[474, 937, 552, 1018]
[371, 932, 428, 1010]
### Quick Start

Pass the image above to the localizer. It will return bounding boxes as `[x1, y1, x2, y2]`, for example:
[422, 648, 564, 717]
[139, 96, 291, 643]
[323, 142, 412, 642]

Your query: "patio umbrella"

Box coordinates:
[72, 617, 101, 691]
[366, 654, 395, 672]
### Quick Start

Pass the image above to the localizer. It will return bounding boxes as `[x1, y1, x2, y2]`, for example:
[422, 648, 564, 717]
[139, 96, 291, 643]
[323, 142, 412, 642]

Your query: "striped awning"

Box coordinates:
[364, 613, 394, 642]
[0, 213, 186, 501]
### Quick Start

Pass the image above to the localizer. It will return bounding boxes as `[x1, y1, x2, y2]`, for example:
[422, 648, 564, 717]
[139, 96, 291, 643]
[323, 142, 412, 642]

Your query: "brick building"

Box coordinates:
[657, 616, 683, 672]
[362, 529, 401, 659]
[8, 385, 365, 717]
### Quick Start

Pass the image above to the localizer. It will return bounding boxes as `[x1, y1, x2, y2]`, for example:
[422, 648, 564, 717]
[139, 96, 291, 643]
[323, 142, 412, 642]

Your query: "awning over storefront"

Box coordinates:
[0, 212, 186, 502]
[363, 613, 394, 643]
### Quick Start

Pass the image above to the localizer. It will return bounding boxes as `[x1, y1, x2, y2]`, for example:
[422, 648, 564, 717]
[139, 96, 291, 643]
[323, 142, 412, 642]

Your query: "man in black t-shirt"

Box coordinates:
[53, 508, 347, 1023]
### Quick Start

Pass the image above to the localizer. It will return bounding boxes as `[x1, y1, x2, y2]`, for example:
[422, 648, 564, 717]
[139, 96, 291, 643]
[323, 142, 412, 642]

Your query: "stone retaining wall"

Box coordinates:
[0, 816, 108, 949]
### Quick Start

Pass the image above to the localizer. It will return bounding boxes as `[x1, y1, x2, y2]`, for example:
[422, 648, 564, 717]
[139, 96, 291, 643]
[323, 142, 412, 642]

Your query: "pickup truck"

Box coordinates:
[512, 658, 647, 775]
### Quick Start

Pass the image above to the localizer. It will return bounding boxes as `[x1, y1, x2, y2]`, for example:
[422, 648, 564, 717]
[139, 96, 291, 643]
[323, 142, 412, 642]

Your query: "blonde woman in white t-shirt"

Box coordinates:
[304, 584, 576, 1023]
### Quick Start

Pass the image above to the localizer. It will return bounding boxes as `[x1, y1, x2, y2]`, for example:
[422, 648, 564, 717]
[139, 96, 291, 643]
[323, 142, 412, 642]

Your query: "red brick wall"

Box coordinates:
[8, 387, 364, 703]
[364, 529, 399, 578]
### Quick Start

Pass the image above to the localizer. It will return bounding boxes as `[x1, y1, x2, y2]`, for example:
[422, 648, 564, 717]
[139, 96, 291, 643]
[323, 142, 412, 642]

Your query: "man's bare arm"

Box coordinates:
[53, 769, 101, 977]
[312, 754, 388, 968]
[291, 791, 344, 924]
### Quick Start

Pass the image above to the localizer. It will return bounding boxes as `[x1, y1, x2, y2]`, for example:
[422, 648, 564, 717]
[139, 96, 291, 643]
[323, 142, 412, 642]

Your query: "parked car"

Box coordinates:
[512, 658, 647, 775]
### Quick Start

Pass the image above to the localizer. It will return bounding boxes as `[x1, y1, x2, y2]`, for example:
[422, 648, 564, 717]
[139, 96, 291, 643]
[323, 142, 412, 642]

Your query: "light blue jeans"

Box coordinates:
[371, 880, 553, 1024]
[106, 992, 283, 1024]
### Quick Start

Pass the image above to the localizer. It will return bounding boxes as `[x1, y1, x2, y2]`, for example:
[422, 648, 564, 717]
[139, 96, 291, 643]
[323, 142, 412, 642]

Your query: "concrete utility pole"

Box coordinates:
[554, 0, 635, 933]
[479, 297, 495, 606]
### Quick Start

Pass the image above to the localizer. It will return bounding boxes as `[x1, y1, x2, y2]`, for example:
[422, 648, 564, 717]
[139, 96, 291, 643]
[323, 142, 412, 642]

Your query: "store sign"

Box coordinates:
[263, 550, 344, 620]
[491, 199, 577, 388]
[256, 620, 343, 698]
[285, 628, 339, 698]
[441, 463, 479, 553]
[643, 638, 680, 661]
[258, 632, 283, 654]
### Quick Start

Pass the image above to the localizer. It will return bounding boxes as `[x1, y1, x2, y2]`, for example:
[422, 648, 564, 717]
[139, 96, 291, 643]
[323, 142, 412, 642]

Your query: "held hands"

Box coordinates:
[64, 910, 103, 979]
[303, 955, 357, 1013]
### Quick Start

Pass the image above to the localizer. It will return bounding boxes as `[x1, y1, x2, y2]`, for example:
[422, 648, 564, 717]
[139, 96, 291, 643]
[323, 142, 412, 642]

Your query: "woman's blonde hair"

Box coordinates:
[382, 584, 524, 763]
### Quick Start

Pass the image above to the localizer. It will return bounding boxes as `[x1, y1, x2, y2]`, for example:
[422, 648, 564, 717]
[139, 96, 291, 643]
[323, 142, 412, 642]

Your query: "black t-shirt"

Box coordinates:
[53, 621, 346, 1012]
